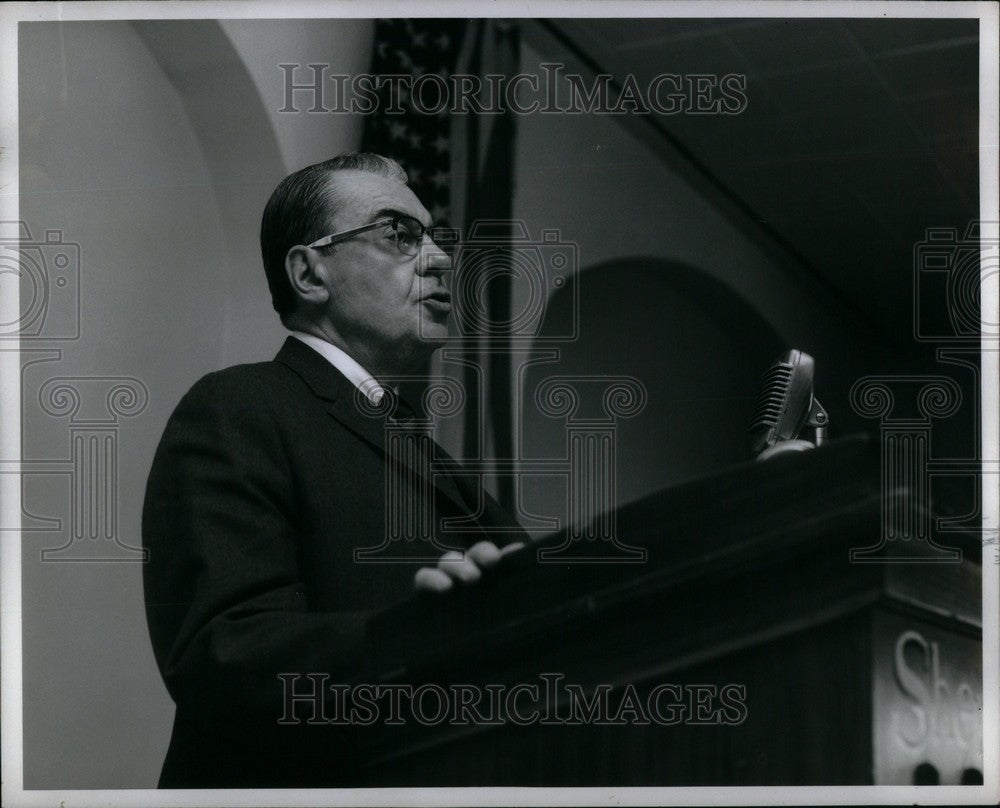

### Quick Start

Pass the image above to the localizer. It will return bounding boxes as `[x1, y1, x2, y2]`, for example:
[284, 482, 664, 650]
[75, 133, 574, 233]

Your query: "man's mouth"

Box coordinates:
[422, 290, 452, 311]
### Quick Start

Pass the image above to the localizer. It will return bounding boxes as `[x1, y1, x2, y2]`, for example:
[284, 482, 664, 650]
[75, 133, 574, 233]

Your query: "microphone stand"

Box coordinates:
[756, 397, 829, 462]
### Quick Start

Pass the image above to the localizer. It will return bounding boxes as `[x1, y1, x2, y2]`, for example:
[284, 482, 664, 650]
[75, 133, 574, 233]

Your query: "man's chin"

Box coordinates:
[416, 320, 450, 347]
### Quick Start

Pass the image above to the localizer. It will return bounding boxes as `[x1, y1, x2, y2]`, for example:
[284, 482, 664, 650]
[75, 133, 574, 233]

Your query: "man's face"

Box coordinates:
[314, 170, 452, 368]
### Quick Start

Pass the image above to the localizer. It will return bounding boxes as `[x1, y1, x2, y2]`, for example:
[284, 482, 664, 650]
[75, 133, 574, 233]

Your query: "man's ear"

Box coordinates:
[285, 245, 331, 307]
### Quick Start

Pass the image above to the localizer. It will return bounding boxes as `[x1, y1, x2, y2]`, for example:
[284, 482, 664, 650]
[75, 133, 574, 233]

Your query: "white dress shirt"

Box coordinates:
[289, 331, 386, 405]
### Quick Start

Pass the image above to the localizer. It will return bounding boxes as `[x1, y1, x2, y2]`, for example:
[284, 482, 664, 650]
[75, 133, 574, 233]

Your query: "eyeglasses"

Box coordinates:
[308, 215, 454, 257]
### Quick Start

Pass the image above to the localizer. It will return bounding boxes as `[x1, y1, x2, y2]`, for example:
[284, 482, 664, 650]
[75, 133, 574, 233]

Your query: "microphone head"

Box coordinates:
[749, 349, 816, 455]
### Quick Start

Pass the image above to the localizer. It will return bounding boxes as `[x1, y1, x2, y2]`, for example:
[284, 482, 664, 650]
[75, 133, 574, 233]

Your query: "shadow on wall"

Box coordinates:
[520, 256, 785, 528]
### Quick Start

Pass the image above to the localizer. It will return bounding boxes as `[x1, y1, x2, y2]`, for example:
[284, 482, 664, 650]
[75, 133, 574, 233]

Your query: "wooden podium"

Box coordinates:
[361, 436, 983, 786]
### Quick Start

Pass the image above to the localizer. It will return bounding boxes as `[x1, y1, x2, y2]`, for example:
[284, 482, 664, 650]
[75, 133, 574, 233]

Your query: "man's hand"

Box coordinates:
[413, 540, 525, 593]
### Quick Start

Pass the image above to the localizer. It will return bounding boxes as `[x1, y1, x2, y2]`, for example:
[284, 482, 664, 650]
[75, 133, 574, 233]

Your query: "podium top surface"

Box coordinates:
[366, 436, 982, 679]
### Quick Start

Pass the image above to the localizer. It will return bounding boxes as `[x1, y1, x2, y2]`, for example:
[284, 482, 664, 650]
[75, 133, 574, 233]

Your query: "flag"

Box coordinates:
[360, 19, 469, 227]
[360, 18, 520, 514]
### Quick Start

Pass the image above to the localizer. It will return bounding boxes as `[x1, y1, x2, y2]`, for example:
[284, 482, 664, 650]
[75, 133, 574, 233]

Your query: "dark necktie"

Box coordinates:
[389, 393, 480, 516]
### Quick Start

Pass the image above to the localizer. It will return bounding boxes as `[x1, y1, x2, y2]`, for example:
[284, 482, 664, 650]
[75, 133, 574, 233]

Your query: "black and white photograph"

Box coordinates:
[1, 1, 997, 805]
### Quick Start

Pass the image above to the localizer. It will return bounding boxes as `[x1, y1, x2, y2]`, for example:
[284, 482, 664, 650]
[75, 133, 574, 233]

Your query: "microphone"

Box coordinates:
[749, 349, 829, 461]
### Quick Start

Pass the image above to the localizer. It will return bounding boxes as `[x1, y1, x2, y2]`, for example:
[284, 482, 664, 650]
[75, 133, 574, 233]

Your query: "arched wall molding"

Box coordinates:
[131, 19, 292, 364]
[516, 255, 791, 518]
[131, 19, 376, 365]
[132, 19, 286, 218]
[551, 253, 789, 347]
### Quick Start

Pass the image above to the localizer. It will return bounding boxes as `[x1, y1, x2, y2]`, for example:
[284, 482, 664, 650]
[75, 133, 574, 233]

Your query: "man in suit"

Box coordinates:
[142, 153, 528, 787]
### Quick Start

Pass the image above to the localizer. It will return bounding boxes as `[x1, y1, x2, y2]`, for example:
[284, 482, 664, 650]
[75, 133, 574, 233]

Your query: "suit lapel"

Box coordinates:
[274, 337, 471, 517]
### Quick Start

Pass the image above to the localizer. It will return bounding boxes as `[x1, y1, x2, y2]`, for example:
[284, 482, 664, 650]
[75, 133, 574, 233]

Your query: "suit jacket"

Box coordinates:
[142, 337, 528, 787]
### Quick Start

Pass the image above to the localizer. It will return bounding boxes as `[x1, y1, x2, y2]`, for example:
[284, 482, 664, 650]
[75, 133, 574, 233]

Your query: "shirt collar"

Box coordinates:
[289, 331, 386, 405]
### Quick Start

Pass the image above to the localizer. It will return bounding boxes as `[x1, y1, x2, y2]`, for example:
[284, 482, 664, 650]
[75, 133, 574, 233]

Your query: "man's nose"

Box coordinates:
[416, 239, 453, 275]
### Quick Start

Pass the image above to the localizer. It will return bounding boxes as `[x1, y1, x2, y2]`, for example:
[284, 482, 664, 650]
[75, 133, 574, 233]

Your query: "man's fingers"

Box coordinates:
[414, 567, 453, 593]
[466, 540, 502, 569]
[416, 542, 524, 593]
[437, 550, 482, 583]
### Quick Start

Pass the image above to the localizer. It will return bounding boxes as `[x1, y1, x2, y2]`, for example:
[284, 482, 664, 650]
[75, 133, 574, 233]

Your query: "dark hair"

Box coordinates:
[259, 153, 408, 321]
